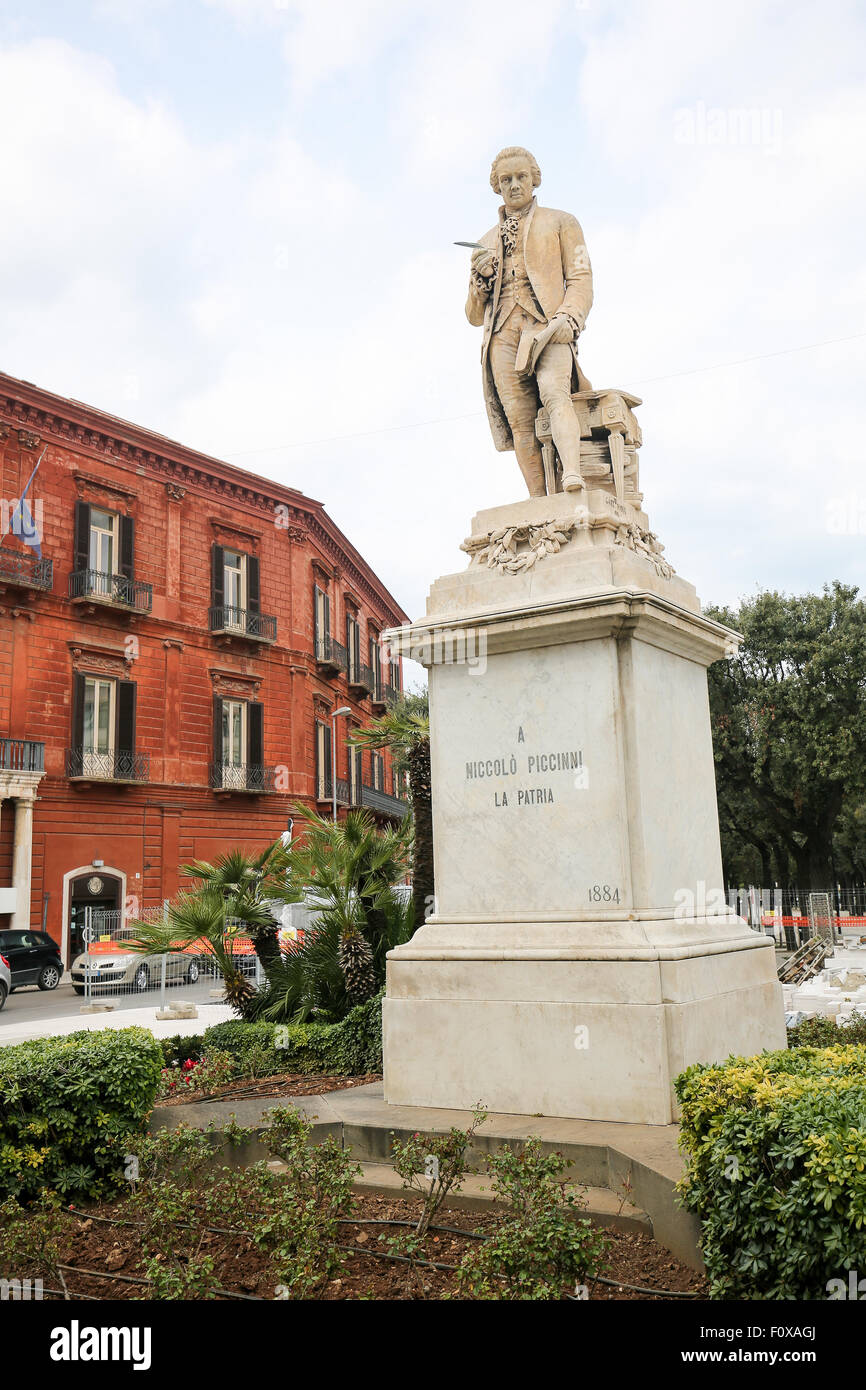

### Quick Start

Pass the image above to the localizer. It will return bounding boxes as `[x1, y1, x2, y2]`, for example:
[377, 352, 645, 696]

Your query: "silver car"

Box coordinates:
[70, 930, 201, 995]
[0, 952, 11, 1010]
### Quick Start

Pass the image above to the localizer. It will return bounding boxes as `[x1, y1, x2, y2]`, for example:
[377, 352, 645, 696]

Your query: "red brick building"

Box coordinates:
[0, 372, 408, 965]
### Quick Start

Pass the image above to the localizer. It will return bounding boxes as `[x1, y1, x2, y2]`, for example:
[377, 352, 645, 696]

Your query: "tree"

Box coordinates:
[350, 691, 432, 930]
[706, 583, 866, 889]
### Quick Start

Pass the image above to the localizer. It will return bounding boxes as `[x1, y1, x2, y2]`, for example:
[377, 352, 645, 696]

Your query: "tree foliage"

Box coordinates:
[706, 583, 866, 887]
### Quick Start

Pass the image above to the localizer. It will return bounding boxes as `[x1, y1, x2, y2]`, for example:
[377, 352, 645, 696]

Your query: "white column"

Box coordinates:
[10, 793, 36, 932]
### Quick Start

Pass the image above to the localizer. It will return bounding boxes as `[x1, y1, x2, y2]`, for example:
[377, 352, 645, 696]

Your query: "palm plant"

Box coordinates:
[255, 805, 414, 1024]
[128, 841, 290, 1013]
[128, 888, 260, 1011]
[179, 842, 291, 973]
[350, 691, 432, 930]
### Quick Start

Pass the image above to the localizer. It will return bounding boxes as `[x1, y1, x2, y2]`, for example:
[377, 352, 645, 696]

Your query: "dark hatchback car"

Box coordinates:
[0, 929, 63, 992]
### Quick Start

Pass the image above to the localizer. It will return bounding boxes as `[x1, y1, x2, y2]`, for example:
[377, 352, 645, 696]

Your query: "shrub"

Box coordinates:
[788, 1013, 866, 1048]
[455, 1139, 609, 1300]
[0, 1027, 163, 1202]
[199, 992, 383, 1078]
[160, 1033, 205, 1067]
[676, 1046, 866, 1299]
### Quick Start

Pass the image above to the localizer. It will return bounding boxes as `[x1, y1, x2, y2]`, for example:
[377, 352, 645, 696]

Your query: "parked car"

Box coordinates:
[0, 953, 10, 1010]
[0, 929, 64, 992]
[70, 930, 201, 995]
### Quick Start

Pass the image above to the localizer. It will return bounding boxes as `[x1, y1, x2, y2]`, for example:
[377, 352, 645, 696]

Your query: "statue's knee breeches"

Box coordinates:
[535, 343, 575, 411]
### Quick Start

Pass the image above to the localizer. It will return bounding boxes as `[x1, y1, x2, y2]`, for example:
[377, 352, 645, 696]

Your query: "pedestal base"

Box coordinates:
[384, 920, 785, 1125]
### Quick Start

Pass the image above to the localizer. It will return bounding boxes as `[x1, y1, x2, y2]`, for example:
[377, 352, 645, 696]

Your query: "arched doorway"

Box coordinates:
[62, 867, 125, 967]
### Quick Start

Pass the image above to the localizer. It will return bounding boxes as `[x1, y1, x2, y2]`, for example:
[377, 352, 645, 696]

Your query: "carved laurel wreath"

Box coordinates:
[461, 519, 578, 573]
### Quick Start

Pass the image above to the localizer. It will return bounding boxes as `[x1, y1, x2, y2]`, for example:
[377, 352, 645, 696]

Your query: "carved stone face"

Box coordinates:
[495, 156, 535, 212]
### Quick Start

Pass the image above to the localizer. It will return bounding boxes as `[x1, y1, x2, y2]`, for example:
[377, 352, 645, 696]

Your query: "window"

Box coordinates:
[211, 545, 265, 636]
[89, 507, 117, 575]
[346, 611, 361, 682]
[223, 550, 246, 628]
[83, 677, 115, 773]
[347, 733, 362, 804]
[69, 672, 142, 781]
[221, 699, 246, 785]
[314, 585, 331, 659]
[72, 501, 140, 606]
[212, 697, 264, 790]
[371, 751, 384, 792]
[315, 719, 332, 800]
[369, 632, 382, 699]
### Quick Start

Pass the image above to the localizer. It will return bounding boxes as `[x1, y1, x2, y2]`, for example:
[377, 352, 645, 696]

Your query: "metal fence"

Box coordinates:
[729, 886, 866, 949]
[71, 907, 266, 1009]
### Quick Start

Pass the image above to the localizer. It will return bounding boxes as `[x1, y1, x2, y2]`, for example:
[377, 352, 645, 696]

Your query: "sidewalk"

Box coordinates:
[0, 1000, 237, 1047]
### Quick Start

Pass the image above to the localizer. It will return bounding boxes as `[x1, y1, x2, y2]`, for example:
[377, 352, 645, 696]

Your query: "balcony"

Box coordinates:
[210, 762, 278, 794]
[348, 662, 374, 697]
[384, 684, 401, 708]
[0, 551, 53, 593]
[317, 776, 351, 806]
[0, 739, 45, 773]
[360, 783, 409, 819]
[66, 747, 149, 784]
[209, 606, 277, 644]
[69, 569, 153, 615]
[315, 635, 348, 677]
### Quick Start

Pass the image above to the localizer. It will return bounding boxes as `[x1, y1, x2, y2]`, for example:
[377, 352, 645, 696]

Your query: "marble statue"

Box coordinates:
[466, 146, 594, 499]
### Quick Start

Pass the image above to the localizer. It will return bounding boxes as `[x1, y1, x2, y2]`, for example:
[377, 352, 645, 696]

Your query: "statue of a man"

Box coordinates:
[466, 146, 593, 498]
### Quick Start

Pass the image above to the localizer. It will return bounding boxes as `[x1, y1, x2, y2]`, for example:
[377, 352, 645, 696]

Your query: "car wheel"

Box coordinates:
[186, 961, 200, 984]
[134, 965, 150, 993]
[0, 982, 7, 1011]
[72, 985, 85, 995]
[38, 964, 61, 991]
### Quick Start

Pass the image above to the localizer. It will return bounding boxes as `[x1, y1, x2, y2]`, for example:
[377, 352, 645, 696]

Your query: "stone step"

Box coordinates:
[349, 1161, 652, 1236]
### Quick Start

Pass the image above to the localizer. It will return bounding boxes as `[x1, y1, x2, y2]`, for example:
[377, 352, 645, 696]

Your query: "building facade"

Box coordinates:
[0, 372, 407, 965]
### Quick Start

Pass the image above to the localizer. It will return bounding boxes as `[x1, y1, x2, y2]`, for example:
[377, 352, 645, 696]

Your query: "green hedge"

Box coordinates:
[676, 1045, 866, 1299]
[0, 1027, 163, 1202]
[196, 993, 383, 1077]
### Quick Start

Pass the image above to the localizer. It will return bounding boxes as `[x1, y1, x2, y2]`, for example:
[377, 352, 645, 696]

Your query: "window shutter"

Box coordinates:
[115, 681, 137, 781]
[71, 672, 86, 749]
[213, 697, 223, 782]
[119, 515, 135, 580]
[247, 556, 260, 614]
[212, 545, 225, 611]
[247, 702, 264, 789]
[73, 501, 90, 573]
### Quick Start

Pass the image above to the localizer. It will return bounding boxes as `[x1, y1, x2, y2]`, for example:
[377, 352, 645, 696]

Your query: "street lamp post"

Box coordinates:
[331, 706, 352, 823]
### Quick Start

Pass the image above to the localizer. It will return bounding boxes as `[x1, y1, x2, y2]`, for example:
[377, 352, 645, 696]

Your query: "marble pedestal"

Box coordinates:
[382, 486, 786, 1125]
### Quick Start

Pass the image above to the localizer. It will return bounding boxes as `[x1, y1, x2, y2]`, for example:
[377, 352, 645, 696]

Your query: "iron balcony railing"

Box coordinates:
[348, 661, 374, 695]
[0, 551, 53, 591]
[68, 569, 153, 614]
[384, 684, 401, 707]
[0, 738, 45, 772]
[209, 606, 277, 642]
[66, 747, 149, 782]
[360, 783, 409, 819]
[315, 634, 348, 673]
[210, 762, 278, 792]
[318, 776, 350, 805]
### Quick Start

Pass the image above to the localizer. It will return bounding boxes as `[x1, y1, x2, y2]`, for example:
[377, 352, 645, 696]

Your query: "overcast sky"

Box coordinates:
[2, 0, 864, 677]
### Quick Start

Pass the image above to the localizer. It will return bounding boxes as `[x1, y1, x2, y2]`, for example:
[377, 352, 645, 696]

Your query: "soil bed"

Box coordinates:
[28, 1192, 706, 1301]
[158, 1072, 382, 1106]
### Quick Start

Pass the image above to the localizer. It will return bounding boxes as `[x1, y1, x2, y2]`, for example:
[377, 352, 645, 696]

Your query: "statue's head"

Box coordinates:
[489, 146, 541, 212]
